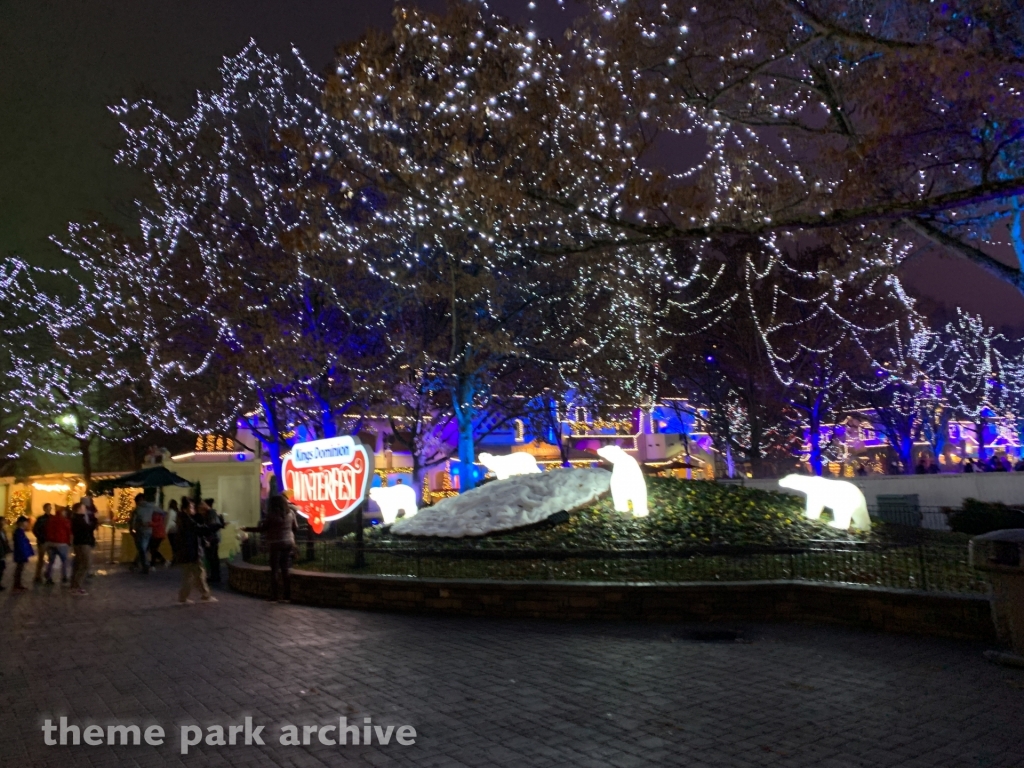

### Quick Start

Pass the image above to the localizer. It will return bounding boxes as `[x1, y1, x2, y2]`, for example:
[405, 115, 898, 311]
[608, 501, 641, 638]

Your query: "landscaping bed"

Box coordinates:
[372, 477, 864, 549]
[242, 479, 985, 593]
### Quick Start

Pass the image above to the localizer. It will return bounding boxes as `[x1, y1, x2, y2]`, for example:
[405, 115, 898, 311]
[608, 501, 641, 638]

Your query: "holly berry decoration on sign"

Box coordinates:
[281, 436, 371, 534]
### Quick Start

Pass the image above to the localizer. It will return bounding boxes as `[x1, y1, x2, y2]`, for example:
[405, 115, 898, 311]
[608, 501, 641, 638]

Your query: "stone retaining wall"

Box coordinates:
[228, 561, 996, 642]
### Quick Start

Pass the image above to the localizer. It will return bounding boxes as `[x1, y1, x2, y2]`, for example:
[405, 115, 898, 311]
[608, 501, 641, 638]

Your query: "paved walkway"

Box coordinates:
[1, 562, 1022, 767]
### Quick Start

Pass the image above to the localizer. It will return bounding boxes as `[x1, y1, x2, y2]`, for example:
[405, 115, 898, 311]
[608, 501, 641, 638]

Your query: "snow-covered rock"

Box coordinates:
[390, 467, 611, 538]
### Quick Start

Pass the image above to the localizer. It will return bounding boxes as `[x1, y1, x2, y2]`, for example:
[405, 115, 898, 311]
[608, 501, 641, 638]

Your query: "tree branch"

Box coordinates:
[901, 217, 1024, 292]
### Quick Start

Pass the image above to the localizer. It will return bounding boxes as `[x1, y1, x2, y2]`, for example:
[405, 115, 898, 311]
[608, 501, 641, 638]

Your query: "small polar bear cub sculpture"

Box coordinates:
[778, 474, 871, 531]
[478, 452, 541, 480]
[369, 484, 418, 525]
[596, 445, 648, 517]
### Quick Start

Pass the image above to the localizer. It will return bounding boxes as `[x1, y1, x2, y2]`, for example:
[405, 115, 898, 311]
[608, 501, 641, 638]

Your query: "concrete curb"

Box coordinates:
[228, 560, 997, 642]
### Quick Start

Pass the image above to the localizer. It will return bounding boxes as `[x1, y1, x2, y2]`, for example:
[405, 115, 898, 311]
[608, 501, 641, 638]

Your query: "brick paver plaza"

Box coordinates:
[1, 565, 1022, 767]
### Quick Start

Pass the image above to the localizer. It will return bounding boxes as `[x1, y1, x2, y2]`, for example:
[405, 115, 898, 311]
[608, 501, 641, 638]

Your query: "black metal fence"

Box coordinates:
[240, 537, 988, 594]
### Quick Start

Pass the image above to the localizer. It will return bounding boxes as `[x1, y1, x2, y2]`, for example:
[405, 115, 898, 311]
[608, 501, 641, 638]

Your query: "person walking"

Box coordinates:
[44, 506, 72, 585]
[165, 499, 180, 564]
[201, 498, 226, 584]
[175, 499, 216, 604]
[0, 518, 11, 591]
[70, 502, 99, 595]
[12, 516, 34, 591]
[130, 491, 160, 574]
[148, 507, 168, 566]
[32, 504, 52, 583]
[243, 495, 298, 603]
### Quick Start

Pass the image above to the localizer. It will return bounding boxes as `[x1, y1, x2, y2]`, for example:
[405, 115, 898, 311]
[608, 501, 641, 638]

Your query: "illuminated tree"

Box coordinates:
[0, 258, 47, 475]
[0, 257, 149, 485]
[53, 44, 394, 479]
[917, 380, 953, 466]
[565, 0, 1024, 295]
[664, 307, 792, 479]
[754, 238, 917, 475]
[317, 4, 677, 490]
[919, 308, 1015, 460]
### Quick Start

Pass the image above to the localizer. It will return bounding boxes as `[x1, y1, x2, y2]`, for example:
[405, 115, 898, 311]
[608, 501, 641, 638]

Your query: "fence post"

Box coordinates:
[918, 544, 929, 591]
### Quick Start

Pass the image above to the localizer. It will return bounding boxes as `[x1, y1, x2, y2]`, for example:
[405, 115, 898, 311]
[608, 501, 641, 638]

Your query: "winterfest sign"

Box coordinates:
[281, 436, 372, 534]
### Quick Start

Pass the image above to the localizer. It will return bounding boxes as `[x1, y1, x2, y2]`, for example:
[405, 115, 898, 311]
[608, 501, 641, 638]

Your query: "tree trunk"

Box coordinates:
[79, 437, 93, 488]
[456, 414, 476, 491]
[314, 383, 337, 439]
[747, 410, 765, 479]
[257, 393, 286, 482]
[450, 376, 478, 492]
[807, 408, 823, 477]
[412, 460, 428, 504]
[900, 433, 915, 474]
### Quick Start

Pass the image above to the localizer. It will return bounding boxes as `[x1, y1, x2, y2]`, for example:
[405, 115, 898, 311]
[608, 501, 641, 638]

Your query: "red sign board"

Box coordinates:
[281, 436, 371, 534]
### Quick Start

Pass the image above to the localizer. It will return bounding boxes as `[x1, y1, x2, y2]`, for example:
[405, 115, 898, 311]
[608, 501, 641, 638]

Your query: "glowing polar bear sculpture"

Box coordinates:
[596, 445, 648, 517]
[778, 474, 871, 531]
[478, 452, 541, 480]
[369, 484, 418, 525]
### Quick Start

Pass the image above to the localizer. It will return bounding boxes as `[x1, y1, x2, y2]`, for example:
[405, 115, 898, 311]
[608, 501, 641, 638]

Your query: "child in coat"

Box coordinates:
[12, 516, 34, 591]
[0, 519, 10, 590]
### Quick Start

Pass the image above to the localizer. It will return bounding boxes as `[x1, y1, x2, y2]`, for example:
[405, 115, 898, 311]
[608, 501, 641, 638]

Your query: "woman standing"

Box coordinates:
[175, 499, 216, 604]
[70, 501, 99, 595]
[0, 518, 10, 590]
[165, 499, 180, 564]
[243, 495, 298, 603]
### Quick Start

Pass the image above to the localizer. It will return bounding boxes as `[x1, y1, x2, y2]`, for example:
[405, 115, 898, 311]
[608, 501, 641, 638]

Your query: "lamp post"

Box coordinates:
[353, 439, 375, 570]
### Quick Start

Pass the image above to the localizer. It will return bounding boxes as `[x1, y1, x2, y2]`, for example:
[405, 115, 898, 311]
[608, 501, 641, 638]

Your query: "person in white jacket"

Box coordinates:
[164, 499, 179, 566]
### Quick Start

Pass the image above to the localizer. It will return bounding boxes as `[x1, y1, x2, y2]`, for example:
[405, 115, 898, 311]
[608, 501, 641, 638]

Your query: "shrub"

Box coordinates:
[949, 498, 1024, 536]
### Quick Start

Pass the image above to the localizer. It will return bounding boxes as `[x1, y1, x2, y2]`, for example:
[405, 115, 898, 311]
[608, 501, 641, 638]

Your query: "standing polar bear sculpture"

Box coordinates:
[778, 474, 871, 531]
[478, 452, 541, 480]
[369, 484, 418, 525]
[596, 445, 648, 517]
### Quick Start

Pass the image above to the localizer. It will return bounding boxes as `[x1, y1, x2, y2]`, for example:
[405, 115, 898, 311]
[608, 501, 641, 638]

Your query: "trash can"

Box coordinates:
[969, 529, 1024, 665]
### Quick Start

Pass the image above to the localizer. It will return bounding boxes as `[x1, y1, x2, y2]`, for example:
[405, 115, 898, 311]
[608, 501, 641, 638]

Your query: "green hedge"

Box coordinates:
[949, 498, 1024, 536]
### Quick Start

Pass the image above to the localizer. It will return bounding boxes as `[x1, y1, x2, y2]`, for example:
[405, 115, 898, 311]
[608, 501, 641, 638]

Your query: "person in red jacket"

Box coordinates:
[148, 508, 168, 566]
[45, 506, 72, 585]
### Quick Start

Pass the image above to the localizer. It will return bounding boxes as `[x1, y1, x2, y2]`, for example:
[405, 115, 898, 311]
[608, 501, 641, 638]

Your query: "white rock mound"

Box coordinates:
[390, 467, 611, 538]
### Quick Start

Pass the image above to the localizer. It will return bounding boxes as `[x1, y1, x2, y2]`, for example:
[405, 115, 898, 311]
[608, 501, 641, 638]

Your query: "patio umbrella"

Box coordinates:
[94, 465, 192, 493]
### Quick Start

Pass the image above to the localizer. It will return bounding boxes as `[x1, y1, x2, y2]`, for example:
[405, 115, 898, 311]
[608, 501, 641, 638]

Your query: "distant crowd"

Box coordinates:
[0, 493, 227, 603]
[850, 454, 1024, 476]
[0, 492, 299, 605]
[0, 499, 99, 594]
[128, 491, 226, 602]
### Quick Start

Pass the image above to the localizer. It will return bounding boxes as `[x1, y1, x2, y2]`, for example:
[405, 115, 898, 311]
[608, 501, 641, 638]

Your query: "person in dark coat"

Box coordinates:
[12, 516, 34, 591]
[70, 502, 99, 595]
[175, 499, 216, 604]
[0, 518, 10, 591]
[243, 495, 298, 602]
[201, 498, 226, 584]
[32, 504, 52, 583]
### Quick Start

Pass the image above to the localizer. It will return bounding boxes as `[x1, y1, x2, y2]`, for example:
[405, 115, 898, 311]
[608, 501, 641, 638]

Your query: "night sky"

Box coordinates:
[2, 0, 1022, 328]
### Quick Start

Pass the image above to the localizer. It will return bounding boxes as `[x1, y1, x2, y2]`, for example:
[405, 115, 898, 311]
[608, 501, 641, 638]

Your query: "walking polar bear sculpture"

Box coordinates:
[596, 445, 648, 517]
[778, 474, 871, 531]
[478, 452, 541, 480]
[368, 484, 418, 525]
